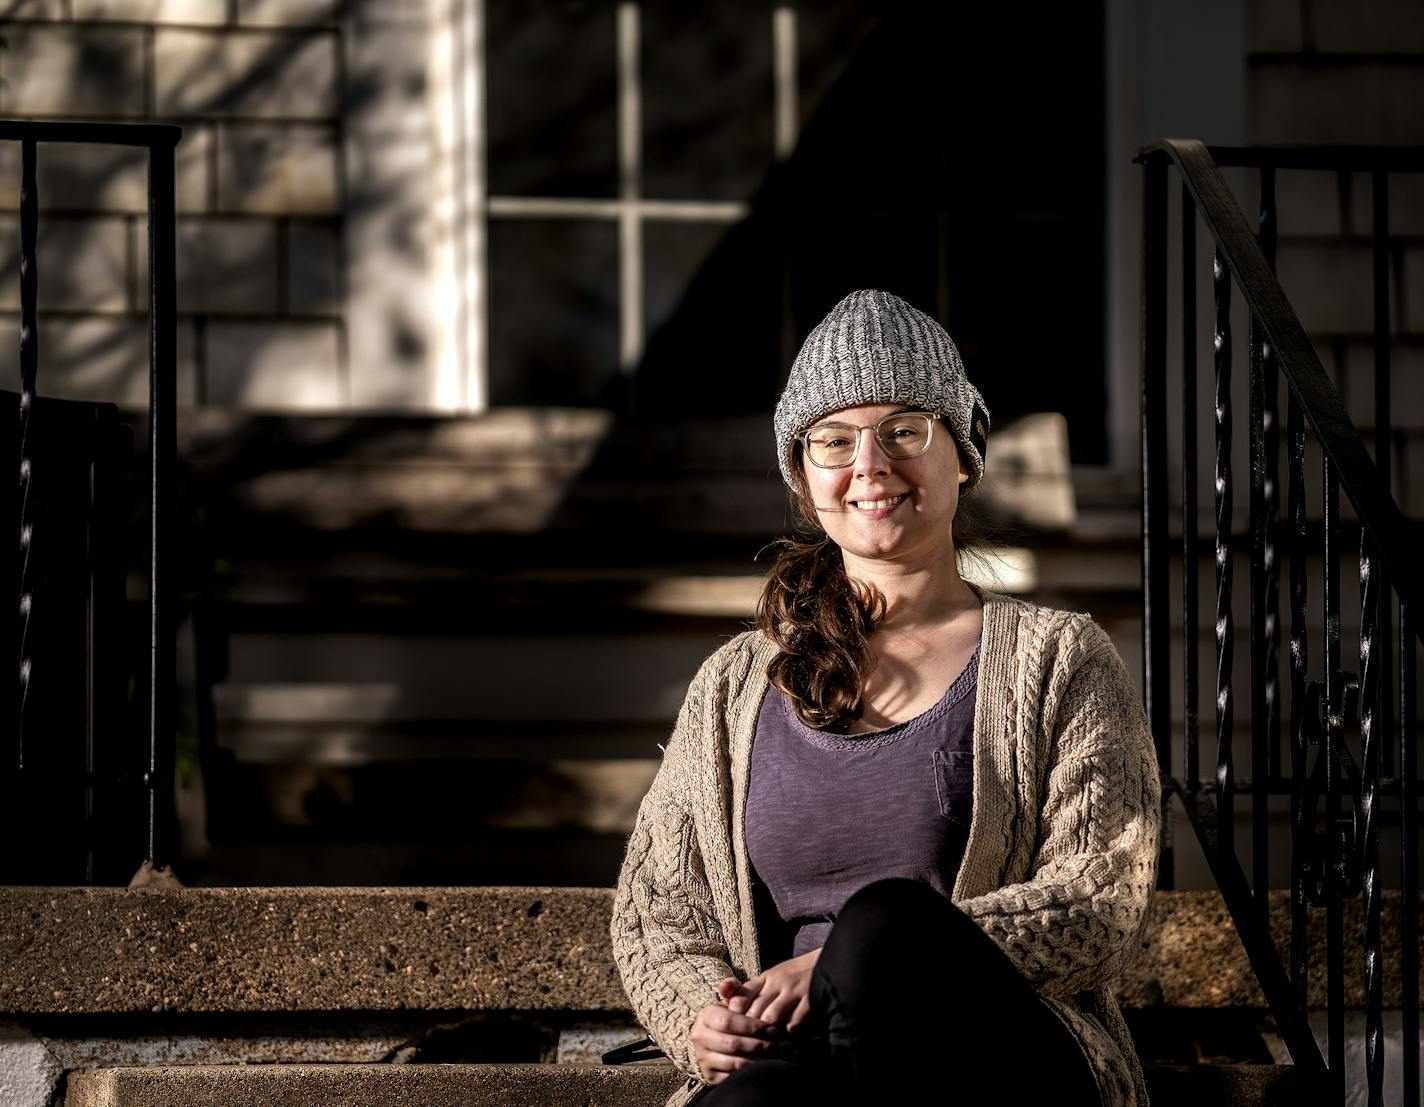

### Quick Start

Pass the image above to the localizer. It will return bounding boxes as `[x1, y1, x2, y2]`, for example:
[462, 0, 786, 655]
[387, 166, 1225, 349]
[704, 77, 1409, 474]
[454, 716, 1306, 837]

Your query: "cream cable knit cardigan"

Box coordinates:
[611, 591, 1162, 1107]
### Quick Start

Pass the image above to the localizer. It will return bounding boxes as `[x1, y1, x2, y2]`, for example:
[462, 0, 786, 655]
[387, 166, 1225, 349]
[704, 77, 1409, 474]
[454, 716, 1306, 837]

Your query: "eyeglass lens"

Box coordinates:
[804, 413, 933, 467]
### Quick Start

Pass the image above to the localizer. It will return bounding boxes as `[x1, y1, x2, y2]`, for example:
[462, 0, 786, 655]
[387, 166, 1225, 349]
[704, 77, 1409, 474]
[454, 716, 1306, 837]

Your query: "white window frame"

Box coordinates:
[429, 0, 798, 413]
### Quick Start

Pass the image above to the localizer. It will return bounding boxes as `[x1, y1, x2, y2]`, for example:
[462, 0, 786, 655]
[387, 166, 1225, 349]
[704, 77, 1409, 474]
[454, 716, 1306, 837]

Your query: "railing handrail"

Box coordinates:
[1191, 143, 1424, 172]
[0, 119, 180, 148]
[0, 119, 180, 147]
[1138, 139, 1422, 643]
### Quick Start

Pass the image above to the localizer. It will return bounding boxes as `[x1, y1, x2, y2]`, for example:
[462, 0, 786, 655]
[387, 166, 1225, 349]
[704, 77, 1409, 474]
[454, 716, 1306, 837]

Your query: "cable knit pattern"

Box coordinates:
[611, 591, 1161, 1107]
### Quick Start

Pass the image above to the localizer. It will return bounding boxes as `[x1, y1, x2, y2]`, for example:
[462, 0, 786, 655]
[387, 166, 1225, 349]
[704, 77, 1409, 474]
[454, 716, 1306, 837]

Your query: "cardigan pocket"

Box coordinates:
[931, 749, 973, 827]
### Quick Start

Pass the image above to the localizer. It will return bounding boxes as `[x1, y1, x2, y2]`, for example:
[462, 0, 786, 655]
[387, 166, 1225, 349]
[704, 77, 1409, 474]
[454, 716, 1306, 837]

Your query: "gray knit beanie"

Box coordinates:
[774, 289, 990, 490]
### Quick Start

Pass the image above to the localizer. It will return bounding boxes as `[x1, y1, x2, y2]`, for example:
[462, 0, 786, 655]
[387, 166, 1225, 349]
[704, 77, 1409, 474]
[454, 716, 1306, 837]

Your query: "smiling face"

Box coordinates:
[796, 402, 970, 567]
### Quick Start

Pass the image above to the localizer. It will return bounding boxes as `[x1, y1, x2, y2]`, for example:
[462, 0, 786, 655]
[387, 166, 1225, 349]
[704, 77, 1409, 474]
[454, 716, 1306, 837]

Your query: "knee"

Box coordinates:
[820, 883, 996, 985]
[816, 879, 955, 986]
[830, 878, 963, 950]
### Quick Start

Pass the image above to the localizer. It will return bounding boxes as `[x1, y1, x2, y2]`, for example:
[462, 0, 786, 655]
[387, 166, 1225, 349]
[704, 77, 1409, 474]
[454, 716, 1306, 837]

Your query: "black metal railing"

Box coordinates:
[2, 119, 181, 882]
[1141, 140, 1422, 1107]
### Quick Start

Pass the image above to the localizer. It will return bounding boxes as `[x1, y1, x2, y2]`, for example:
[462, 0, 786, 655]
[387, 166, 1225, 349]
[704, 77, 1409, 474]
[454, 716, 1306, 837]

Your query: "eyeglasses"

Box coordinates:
[796, 411, 939, 469]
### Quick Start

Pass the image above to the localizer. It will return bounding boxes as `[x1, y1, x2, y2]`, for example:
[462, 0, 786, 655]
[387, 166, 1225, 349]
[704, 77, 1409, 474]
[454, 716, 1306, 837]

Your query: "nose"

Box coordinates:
[852, 426, 891, 478]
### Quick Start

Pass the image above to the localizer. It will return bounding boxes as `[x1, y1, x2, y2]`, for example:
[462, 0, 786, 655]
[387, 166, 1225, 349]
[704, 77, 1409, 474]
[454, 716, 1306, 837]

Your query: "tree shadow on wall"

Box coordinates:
[535, 0, 1108, 550]
[0, 0, 430, 411]
[629, 0, 1107, 455]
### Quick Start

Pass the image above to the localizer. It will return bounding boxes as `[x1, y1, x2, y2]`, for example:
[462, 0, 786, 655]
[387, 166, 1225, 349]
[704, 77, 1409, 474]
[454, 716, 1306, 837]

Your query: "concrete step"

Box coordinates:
[3, 887, 1415, 1016]
[64, 1063, 684, 1107]
[64, 1061, 1308, 1107]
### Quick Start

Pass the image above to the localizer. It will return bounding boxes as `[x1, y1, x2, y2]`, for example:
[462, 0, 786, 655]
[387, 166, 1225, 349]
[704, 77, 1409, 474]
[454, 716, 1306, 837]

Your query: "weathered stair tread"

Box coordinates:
[65, 1062, 1303, 1107]
[66, 1064, 685, 1107]
[3, 887, 1416, 1015]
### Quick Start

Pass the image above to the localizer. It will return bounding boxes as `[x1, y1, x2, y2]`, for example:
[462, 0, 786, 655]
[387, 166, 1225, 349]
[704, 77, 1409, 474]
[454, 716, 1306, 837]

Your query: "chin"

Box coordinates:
[847, 537, 912, 559]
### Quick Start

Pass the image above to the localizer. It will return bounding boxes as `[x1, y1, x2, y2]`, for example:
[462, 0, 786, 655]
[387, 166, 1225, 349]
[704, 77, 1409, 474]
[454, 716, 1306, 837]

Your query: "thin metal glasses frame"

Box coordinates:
[796, 411, 940, 469]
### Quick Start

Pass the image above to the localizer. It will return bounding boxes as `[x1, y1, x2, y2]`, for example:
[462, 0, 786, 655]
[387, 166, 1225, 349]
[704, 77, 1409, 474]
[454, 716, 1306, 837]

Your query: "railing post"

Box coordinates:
[1322, 459, 1346, 1104]
[1287, 384, 1311, 1023]
[1212, 246, 1234, 859]
[17, 139, 39, 771]
[1249, 293, 1269, 921]
[1360, 164, 1390, 1107]
[1141, 152, 1172, 887]
[1249, 166, 1280, 934]
[1181, 188, 1200, 801]
[1400, 602, 1419, 1107]
[146, 137, 179, 873]
[1259, 163, 1283, 798]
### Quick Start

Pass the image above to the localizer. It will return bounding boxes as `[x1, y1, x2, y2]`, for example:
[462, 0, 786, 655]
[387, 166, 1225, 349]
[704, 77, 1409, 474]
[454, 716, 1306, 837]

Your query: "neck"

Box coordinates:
[840, 544, 981, 630]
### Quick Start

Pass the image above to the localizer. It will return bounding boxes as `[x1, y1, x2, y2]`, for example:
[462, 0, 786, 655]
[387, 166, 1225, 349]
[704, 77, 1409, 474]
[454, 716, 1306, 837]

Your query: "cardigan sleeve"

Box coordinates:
[610, 670, 738, 1080]
[957, 623, 1161, 998]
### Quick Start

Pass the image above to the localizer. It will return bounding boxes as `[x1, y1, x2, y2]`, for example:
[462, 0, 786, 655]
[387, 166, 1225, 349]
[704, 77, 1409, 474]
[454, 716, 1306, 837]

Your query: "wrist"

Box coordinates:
[801, 947, 823, 967]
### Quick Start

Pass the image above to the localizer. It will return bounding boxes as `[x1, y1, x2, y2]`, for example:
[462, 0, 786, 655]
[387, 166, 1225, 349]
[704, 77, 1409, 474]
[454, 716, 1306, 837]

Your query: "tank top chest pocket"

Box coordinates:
[931, 749, 973, 827]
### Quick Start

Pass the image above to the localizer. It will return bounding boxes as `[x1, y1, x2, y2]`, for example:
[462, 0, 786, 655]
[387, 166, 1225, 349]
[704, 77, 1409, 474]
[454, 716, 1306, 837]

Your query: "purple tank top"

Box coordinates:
[746, 644, 978, 958]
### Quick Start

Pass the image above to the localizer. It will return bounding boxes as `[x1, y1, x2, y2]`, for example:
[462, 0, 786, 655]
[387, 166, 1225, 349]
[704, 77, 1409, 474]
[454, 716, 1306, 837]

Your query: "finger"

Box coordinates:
[757, 996, 784, 1027]
[694, 1013, 777, 1050]
[711, 1008, 785, 1039]
[786, 994, 812, 1033]
[726, 978, 758, 1015]
[744, 983, 774, 1021]
[699, 1052, 753, 1083]
[696, 1029, 782, 1058]
[716, 978, 741, 1003]
[731, 977, 762, 1004]
[748, 984, 786, 1023]
[724, 1030, 786, 1055]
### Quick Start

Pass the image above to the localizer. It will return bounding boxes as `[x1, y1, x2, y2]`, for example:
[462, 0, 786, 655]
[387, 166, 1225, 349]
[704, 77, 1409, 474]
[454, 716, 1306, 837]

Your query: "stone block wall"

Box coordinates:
[0, 1, 430, 411]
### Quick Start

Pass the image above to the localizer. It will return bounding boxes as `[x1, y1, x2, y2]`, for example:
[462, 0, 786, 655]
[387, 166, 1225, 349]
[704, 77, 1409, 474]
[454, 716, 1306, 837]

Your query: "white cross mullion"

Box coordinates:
[462, 0, 487, 411]
[617, 1, 643, 375]
[773, 6, 798, 162]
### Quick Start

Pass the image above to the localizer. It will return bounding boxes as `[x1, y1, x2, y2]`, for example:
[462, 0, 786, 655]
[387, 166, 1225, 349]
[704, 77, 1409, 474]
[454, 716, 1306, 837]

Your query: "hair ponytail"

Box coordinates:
[756, 449, 887, 731]
[757, 532, 885, 732]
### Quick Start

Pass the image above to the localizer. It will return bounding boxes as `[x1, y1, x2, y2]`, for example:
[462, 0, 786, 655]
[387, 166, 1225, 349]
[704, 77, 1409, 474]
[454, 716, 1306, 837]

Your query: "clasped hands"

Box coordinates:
[690, 947, 822, 1084]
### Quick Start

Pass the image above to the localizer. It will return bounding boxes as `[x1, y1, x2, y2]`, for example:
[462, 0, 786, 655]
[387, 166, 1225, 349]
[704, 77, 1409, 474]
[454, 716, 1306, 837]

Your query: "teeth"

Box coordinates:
[852, 495, 905, 509]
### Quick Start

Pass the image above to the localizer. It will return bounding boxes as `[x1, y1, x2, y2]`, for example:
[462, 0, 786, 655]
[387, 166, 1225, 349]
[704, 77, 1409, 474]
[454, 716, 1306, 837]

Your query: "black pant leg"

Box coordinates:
[808, 877, 1103, 1106]
[695, 1057, 846, 1107]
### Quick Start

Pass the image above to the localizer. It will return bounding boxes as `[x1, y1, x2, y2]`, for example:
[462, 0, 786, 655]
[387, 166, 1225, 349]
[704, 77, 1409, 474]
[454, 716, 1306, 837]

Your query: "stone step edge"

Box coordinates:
[65, 1062, 1304, 1107]
[65, 1062, 684, 1107]
[3, 887, 1416, 1016]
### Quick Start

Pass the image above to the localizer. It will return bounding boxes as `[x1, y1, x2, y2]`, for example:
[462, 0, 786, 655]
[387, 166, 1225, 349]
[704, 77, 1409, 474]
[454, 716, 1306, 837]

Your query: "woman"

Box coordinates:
[611, 290, 1160, 1107]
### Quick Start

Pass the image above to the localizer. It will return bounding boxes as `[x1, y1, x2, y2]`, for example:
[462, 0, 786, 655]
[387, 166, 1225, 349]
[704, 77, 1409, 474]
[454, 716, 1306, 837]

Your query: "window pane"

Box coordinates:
[642, 1, 774, 201]
[638, 217, 782, 414]
[788, 213, 939, 343]
[487, 0, 618, 197]
[488, 219, 620, 406]
[941, 215, 1106, 462]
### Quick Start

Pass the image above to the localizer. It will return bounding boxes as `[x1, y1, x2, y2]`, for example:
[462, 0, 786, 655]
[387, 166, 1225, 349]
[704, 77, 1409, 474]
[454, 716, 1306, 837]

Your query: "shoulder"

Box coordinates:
[660, 630, 774, 769]
[672, 629, 777, 732]
[980, 596, 1147, 750]
[688, 628, 776, 688]
[977, 591, 1130, 717]
[980, 589, 1114, 662]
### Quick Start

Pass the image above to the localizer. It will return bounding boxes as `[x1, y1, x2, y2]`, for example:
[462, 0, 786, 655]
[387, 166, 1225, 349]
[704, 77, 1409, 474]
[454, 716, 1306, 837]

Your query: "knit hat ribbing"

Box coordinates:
[773, 290, 990, 490]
